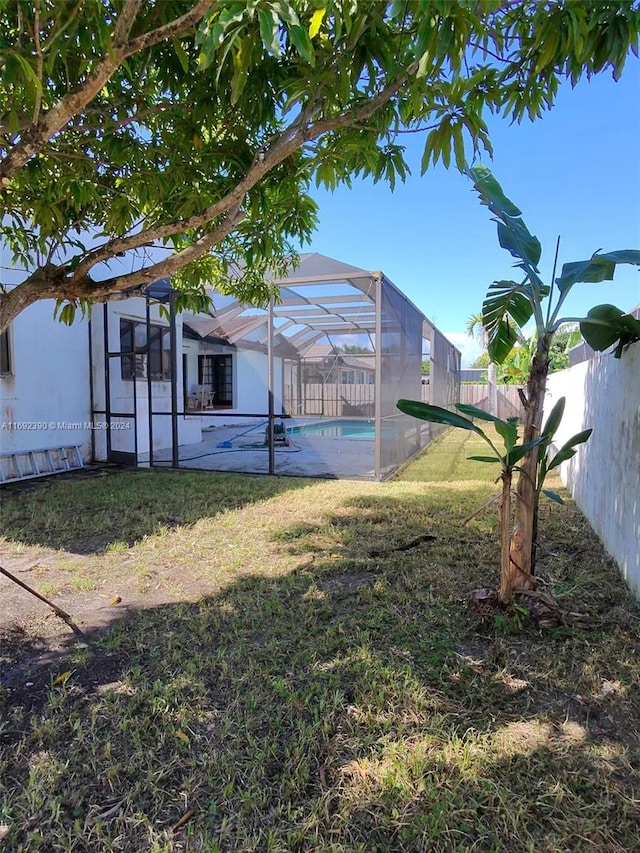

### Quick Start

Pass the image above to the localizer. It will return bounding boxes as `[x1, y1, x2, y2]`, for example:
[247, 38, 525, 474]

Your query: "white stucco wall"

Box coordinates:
[89, 301, 286, 458]
[234, 349, 283, 417]
[545, 343, 640, 597]
[1, 299, 92, 461]
[91, 300, 202, 460]
[1, 293, 291, 472]
[189, 347, 285, 428]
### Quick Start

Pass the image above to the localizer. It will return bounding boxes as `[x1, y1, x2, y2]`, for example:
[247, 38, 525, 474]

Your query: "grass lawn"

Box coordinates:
[1, 428, 639, 852]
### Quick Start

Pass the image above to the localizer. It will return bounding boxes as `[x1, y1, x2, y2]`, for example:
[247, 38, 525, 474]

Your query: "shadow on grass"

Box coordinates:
[2, 487, 639, 852]
[0, 468, 315, 554]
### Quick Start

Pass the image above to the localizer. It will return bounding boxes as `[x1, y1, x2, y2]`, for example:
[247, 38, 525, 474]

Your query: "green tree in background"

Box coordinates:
[466, 312, 497, 411]
[2, 1, 640, 332]
[469, 352, 490, 370]
[470, 325, 582, 384]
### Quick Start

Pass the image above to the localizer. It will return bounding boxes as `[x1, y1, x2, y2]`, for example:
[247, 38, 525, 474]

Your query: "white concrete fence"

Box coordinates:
[545, 342, 640, 598]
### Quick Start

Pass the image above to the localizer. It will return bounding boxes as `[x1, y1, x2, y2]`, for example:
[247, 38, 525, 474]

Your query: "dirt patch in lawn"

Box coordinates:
[0, 549, 197, 705]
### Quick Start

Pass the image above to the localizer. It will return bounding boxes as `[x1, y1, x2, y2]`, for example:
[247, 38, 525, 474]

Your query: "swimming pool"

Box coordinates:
[287, 419, 375, 440]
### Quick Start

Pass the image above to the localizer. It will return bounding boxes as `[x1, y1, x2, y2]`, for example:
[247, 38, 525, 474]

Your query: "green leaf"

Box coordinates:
[467, 455, 501, 463]
[580, 304, 640, 357]
[230, 37, 252, 104]
[505, 437, 544, 467]
[482, 280, 534, 363]
[494, 419, 518, 452]
[487, 318, 520, 364]
[467, 165, 541, 268]
[455, 403, 506, 424]
[453, 124, 466, 172]
[172, 38, 190, 73]
[55, 302, 76, 326]
[496, 219, 542, 270]
[555, 249, 640, 293]
[9, 51, 43, 93]
[593, 249, 640, 265]
[542, 489, 564, 505]
[548, 429, 592, 470]
[483, 281, 535, 329]
[7, 109, 19, 136]
[455, 405, 517, 451]
[289, 24, 315, 65]
[467, 165, 522, 218]
[258, 8, 280, 55]
[397, 400, 484, 435]
[541, 397, 566, 443]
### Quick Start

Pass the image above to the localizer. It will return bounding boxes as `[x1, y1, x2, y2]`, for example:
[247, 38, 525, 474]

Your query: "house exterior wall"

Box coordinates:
[182, 338, 202, 403]
[233, 349, 284, 419]
[0, 299, 93, 461]
[182, 343, 286, 428]
[545, 343, 640, 598]
[1, 294, 288, 471]
[91, 300, 202, 460]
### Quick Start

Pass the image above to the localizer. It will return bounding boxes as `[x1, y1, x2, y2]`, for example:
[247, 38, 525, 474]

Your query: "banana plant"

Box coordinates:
[467, 165, 640, 595]
[397, 397, 591, 604]
[536, 397, 592, 507]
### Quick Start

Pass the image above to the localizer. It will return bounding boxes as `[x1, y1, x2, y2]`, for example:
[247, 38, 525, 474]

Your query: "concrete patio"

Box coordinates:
[142, 419, 376, 479]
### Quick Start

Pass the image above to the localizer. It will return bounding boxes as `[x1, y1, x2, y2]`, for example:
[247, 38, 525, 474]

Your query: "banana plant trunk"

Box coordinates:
[498, 467, 514, 604]
[505, 333, 552, 600]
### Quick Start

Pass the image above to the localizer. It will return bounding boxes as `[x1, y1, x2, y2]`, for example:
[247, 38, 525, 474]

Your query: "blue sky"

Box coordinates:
[304, 60, 640, 365]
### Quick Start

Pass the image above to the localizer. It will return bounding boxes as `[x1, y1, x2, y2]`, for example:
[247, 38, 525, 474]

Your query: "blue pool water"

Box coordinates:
[287, 419, 375, 440]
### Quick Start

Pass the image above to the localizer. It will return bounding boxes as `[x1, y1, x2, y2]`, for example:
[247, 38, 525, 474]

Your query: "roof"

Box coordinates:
[184, 315, 298, 359]
[339, 355, 375, 371]
[178, 253, 459, 360]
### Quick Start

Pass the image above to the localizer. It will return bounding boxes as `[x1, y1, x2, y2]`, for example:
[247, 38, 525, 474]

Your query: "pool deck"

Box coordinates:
[141, 420, 376, 479]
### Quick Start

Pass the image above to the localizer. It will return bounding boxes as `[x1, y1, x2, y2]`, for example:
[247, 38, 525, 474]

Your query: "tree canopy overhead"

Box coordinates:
[1, 0, 639, 332]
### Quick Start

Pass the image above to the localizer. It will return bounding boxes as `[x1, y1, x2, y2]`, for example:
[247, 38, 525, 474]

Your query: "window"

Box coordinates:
[341, 370, 354, 384]
[198, 354, 233, 406]
[120, 319, 171, 381]
[0, 329, 11, 375]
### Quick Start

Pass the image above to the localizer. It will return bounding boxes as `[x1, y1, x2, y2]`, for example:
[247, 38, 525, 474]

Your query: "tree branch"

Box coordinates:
[0, 63, 413, 332]
[124, 0, 213, 54]
[0, 265, 69, 331]
[0, 201, 243, 331]
[113, 0, 145, 46]
[74, 200, 246, 301]
[72, 74, 410, 282]
[32, 0, 44, 125]
[0, 0, 213, 186]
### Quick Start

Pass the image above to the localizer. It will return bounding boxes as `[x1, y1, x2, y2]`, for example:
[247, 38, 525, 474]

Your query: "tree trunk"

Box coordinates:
[498, 468, 514, 605]
[507, 333, 551, 595]
[0, 265, 70, 334]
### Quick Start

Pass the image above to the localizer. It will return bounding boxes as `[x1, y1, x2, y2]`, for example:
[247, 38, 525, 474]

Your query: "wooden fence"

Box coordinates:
[286, 382, 524, 422]
[287, 383, 375, 417]
[459, 384, 525, 422]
